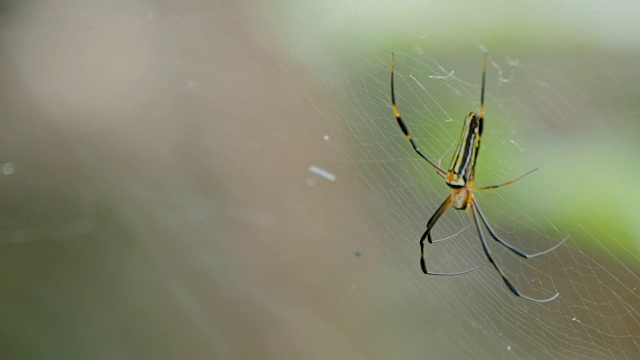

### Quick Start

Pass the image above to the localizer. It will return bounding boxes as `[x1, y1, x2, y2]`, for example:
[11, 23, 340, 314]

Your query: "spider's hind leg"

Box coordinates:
[420, 196, 480, 276]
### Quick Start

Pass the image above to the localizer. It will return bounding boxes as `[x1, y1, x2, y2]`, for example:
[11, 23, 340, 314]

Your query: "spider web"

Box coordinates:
[303, 46, 640, 359]
[2, 0, 639, 359]
[256, 1, 640, 358]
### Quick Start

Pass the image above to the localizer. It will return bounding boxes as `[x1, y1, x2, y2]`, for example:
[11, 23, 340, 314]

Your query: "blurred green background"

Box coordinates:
[0, 0, 639, 359]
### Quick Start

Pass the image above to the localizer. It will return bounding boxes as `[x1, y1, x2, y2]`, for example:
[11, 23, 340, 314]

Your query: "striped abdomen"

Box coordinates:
[446, 112, 483, 188]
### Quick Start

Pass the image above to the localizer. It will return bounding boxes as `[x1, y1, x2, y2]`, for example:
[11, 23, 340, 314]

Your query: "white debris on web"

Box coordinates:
[510, 139, 524, 152]
[492, 59, 510, 84]
[323, 134, 330, 141]
[428, 70, 455, 80]
[308, 165, 336, 182]
[505, 56, 520, 67]
[2, 162, 14, 175]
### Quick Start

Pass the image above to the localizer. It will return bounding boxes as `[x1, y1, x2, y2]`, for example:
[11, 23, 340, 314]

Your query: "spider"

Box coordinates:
[390, 52, 567, 302]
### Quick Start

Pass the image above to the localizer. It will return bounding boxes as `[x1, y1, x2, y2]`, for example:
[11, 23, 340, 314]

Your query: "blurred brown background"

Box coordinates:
[0, 0, 639, 359]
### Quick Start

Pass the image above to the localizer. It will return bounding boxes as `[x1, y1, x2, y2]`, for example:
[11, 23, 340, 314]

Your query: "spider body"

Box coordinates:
[390, 52, 566, 302]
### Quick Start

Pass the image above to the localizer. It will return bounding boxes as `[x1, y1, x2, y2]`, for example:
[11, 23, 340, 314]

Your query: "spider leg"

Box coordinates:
[423, 196, 452, 246]
[472, 168, 537, 192]
[391, 53, 446, 178]
[419, 196, 479, 276]
[479, 51, 487, 119]
[469, 200, 559, 302]
[473, 201, 568, 258]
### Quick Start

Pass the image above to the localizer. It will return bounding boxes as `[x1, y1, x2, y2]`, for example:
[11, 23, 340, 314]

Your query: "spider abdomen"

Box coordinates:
[446, 112, 483, 188]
